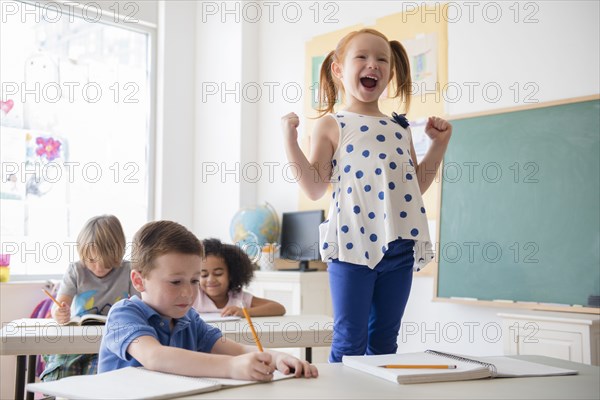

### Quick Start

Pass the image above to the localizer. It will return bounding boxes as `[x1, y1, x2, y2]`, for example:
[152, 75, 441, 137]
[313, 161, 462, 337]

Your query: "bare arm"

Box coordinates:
[247, 296, 286, 317]
[127, 335, 275, 381]
[413, 116, 452, 194]
[281, 112, 338, 201]
[51, 294, 73, 324]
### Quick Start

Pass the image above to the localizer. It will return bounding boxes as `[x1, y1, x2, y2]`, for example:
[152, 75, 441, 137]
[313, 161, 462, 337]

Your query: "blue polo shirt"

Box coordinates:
[98, 295, 223, 372]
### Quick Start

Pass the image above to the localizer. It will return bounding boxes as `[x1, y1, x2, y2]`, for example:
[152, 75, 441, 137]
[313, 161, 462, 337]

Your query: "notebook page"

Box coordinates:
[473, 356, 578, 377]
[342, 352, 491, 384]
[199, 313, 242, 322]
[210, 370, 295, 386]
[27, 367, 219, 400]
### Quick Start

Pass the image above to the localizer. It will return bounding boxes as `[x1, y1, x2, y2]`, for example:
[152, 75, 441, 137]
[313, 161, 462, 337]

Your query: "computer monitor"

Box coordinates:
[279, 210, 325, 272]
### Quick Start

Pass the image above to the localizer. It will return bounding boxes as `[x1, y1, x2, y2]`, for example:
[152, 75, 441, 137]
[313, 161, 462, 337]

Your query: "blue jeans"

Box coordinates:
[328, 239, 414, 362]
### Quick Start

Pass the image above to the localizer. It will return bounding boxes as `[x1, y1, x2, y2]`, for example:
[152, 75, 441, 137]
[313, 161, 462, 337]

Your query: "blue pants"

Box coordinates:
[328, 239, 414, 362]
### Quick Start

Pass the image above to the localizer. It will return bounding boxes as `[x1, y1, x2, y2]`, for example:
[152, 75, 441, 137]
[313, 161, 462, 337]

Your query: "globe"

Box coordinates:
[230, 203, 280, 259]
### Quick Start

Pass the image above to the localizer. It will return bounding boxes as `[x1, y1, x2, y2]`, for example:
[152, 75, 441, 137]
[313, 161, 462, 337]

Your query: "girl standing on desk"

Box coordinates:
[281, 28, 452, 362]
[193, 238, 286, 317]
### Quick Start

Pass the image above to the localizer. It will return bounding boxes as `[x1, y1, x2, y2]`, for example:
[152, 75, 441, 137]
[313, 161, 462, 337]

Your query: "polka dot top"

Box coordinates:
[319, 111, 434, 271]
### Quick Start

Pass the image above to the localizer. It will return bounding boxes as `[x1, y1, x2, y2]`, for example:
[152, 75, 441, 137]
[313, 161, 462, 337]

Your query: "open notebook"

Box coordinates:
[342, 350, 578, 384]
[198, 313, 242, 323]
[27, 367, 294, 400]
[9, 316, 106, 327]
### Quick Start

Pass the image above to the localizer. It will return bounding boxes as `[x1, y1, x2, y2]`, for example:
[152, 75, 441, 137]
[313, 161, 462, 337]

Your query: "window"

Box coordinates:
[0, 1, 153, 277]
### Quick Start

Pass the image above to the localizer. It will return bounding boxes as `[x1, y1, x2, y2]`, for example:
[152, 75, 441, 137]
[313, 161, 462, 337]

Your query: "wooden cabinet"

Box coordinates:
[499, 311, 600, 366]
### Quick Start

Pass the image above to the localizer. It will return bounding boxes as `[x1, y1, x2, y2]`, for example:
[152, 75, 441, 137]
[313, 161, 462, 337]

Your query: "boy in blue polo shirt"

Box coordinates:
[98, 220, 318, 381]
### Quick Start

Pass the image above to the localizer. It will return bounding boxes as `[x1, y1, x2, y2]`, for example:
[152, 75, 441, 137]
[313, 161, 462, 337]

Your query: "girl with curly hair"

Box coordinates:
[193, 238, 285, 317]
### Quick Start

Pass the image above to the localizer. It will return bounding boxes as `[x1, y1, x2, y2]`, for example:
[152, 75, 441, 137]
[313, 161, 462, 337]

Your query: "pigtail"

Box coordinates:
[317, 50, 339, 117]
[389, 40, 412, 113]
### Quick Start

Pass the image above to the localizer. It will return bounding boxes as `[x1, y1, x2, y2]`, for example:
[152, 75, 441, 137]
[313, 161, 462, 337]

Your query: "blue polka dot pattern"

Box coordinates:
[318, 111, 433, 272]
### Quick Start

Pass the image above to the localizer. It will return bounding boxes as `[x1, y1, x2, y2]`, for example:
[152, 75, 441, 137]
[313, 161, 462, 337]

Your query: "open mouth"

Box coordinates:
[360, 75, 378, 89]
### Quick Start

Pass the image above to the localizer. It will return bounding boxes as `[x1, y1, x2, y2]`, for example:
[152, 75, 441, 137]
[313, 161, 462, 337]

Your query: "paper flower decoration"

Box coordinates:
[35, 136, 62, 161]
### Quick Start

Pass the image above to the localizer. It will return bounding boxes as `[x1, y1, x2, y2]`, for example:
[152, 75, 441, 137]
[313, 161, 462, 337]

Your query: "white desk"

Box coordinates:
[175, 356, 600, 400]
[1, 315, 333, 400]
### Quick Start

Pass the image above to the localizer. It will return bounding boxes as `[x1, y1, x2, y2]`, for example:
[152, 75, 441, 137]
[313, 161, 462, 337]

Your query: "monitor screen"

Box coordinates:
[279, 210, 324, 271]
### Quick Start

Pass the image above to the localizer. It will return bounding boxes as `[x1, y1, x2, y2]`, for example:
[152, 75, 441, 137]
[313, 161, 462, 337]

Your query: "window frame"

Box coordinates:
[2, 0, 157, 281]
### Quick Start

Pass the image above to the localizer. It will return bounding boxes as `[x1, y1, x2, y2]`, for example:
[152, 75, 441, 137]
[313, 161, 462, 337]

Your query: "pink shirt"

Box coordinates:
[193, 289, 253, 313]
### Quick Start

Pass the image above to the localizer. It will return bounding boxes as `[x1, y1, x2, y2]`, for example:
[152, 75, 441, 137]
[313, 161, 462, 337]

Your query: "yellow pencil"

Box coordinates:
[242, 307, 264, 352]
[382, 364, 457, 369]
[41, 288, 62, 308]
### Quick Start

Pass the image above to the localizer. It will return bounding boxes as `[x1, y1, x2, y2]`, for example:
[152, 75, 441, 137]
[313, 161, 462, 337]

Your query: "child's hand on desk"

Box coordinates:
[220, 305, 243, 317]
[271, 352, 319, 378]
[53, 302, 71, 324]
[229, 352, 275, 381]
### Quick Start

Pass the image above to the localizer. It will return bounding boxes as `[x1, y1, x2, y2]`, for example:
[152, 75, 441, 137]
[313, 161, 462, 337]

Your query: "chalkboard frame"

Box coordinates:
[434, 95, 600, 314]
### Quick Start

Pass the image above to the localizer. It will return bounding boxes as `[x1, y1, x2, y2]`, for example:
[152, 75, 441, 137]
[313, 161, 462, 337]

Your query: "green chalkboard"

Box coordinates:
[437, 99, 600, 307]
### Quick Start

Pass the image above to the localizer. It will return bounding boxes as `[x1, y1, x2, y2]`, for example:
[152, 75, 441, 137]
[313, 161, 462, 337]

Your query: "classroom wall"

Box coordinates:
[2, 2, 599, 397]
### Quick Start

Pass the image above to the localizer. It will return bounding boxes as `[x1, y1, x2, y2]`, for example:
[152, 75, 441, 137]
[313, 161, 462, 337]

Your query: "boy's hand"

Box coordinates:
[425, 116, 452, 144]
[54, 302, 71, 324]
[281, 112, 300, 142]
[220, 306, 243, 317]
[229, 352, 275, 381]
[272, 352, 319, 378]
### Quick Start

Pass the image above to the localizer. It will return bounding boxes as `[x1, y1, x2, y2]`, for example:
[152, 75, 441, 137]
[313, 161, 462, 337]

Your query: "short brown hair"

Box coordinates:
[132, 220, 203, 277]
[77, 215, 126, 269]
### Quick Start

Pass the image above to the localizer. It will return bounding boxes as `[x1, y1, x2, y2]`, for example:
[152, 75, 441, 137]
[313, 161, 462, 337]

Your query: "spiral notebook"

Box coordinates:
[342, 350, 578, 384]
[26, 366, 294, 399]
